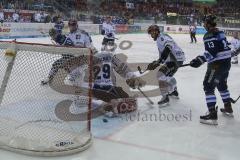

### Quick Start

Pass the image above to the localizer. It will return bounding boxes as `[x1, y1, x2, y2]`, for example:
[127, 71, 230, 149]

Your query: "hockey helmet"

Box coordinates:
[68, 19, 77, 26]
[147, 25, 160, 34]
[147, 25, 160, 41]
[203, 15, 217, 27]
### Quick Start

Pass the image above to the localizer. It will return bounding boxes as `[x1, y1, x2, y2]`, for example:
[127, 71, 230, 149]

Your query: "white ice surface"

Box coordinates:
[0, 34, 240, 160]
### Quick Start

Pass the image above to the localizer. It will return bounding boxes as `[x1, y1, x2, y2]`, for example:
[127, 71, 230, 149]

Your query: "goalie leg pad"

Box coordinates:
[105, 97, 137, 114]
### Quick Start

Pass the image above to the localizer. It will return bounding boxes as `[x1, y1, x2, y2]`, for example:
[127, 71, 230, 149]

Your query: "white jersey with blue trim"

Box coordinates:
[230, 37, 240, 51]
[102, 22, 116, 39]
[66, 29, 92, 48]
[93, 51, 134, 86]
[156, 33, 185, 62]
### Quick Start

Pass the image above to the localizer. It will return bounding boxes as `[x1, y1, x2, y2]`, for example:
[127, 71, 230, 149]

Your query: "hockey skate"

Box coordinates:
[158, 95, 169, 106]
[168, 88, 179, 99]
[200, 107, 218, 125]
[220, 102, 233, 117]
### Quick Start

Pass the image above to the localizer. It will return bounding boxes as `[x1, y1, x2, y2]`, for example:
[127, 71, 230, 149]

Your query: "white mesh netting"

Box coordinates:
[0, 41, 93, 156]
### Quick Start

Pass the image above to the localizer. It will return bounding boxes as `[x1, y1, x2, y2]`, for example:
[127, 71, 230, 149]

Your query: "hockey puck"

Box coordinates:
[103, 118, 108, 123]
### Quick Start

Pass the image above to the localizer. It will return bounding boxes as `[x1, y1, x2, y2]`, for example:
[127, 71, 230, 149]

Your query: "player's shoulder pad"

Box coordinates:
[214, 30, 226, 40]
[161, 33, 173, 41]
[79, 29, 92, 42]
[79, 29, 89, 36]
[203, 31, 214, 40]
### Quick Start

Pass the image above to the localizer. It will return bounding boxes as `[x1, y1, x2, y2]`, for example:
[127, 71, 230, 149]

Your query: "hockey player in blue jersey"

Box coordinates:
[54, 16, 64, 35]
[190, 15, 233, 125]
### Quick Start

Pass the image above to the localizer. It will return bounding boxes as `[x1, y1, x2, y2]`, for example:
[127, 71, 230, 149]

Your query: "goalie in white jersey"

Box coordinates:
[68, 46, 146, 115]
[41, 19, 97, 85]
[101, 16, 116, 51]
[146, 25, 185, 105]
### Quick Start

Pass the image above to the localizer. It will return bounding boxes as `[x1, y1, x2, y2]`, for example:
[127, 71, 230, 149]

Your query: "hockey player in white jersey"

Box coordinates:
[146, 25, 185, 105]
[68, 46, 146, 115]
[101, 16, 116, 51]
[41, 19, 97, 85]
[230, 32, 240, 64]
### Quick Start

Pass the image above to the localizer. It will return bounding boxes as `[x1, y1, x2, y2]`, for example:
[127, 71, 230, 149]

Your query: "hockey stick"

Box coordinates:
[138, 63, 190, 75]
[138, 87, 154, 105]
[180, 63, 190, 67]
[230, 95, 240, 104]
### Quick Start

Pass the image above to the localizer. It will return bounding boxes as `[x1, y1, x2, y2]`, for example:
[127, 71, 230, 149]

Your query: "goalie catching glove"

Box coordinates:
[126, 77, 146, 89]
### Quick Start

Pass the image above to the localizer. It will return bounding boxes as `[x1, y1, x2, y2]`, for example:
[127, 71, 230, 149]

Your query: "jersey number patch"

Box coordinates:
[94, 64, 111, 80]
[207, 42, 215, 48]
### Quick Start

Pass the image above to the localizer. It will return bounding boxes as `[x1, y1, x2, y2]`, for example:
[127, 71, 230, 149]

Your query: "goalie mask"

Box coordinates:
[147, 25, 160, 41]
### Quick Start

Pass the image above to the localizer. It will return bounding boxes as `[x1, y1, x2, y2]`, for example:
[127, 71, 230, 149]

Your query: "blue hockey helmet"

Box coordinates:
[203, 15, 217, 27]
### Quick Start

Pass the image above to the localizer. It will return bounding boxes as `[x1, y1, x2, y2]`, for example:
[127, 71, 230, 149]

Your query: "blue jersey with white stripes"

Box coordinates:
[54, 21, 64, 34]
[203, 29, 231, 63]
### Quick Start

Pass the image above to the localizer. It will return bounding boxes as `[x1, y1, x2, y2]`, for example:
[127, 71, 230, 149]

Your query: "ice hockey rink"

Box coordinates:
[1, 33, 240, 160]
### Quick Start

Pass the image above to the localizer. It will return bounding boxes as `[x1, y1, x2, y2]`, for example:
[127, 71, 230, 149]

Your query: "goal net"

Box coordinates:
[0, 41, 93, 156]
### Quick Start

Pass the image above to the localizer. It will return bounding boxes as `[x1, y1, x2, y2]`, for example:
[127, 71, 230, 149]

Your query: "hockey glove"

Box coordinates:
[101, 30, 105, 35]
[190, 56, 206, 68]
[147, 59, 161, 70]
[126, 77, 146, 89]
[49, 28, 57, 39]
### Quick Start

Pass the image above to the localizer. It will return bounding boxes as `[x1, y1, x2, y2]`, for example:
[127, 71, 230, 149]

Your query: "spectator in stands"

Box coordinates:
[0, 9, 4, 23]
[34, 11, 41, 22]
[40, 11, 46, 23]
[12, 10, 19, 22]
